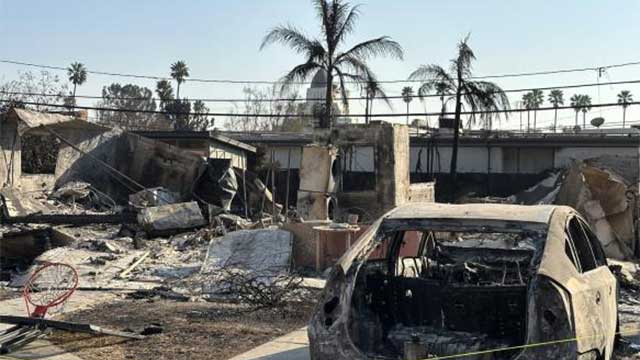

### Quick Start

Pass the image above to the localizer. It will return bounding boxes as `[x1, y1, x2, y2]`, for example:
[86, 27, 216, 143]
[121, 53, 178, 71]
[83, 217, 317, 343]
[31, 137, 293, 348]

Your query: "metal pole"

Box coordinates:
[285, 147, 292, 220]
[271, 149, 276, 221]
[242, 166, 248, 219]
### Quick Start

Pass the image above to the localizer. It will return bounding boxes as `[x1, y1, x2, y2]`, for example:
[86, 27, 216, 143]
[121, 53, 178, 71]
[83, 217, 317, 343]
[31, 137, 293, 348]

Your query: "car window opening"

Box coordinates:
[348, 229, 543, 359]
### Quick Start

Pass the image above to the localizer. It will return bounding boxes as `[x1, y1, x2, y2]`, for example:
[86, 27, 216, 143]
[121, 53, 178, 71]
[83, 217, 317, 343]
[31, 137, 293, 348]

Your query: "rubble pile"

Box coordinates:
[466, 157, 640, 260]
[0, 173, 308, 311]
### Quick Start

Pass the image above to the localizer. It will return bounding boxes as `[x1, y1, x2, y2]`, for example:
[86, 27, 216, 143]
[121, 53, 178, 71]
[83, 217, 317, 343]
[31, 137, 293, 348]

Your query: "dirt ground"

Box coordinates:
[0, 288, 21, 301]
[48, 298, 317, 360]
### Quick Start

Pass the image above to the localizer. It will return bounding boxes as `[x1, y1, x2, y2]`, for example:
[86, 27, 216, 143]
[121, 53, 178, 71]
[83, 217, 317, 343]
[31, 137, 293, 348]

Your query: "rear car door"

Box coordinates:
[577, 218, 618, 358]
[564, 216, 611, 357]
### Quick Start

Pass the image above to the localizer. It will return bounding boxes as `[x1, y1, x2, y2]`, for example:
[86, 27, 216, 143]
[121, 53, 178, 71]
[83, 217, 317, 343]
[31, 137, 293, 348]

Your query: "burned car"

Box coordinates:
[309, 203, 618, 360]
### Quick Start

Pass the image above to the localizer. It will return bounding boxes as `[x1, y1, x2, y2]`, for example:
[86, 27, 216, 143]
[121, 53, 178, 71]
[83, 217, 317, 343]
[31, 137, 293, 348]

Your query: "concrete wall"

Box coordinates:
[408, 182, 435, 203]
[411, 146, 505, 174]
[502, 148, 555, 174]
[296, 145, 338, 220]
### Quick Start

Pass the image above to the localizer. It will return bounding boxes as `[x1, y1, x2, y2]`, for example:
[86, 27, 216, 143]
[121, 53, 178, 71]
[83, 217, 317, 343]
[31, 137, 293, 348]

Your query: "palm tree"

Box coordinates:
[548, 90, 564, 132]
[522, 92, 532, 132]
[570, 94, 581, 127]
[617, 90, 633, 127]
[401, 86, 414, 125]
[155, 80, 175, 111]
[409, 35, 510, 188]
[581, 95, 592, 128]
[530, 89, 544, 131]
[364, 77, 391, 124]
[434, 81, 453, 118]
[260, 0, 403, 128]
[67, 62, 88, 108]
[170, 61, 189, 100]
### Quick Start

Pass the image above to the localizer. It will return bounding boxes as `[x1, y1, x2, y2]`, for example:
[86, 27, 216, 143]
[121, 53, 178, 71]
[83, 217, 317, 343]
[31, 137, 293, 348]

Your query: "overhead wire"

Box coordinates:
[3, 99, 640, 119]
[2, 58, 640, 85]
[3, 78, 640, 104]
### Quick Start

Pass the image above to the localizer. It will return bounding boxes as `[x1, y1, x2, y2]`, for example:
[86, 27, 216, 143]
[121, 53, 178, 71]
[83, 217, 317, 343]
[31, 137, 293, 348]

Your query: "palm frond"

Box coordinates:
[260, 25, 321, 56]
[311, 0, 332, 49]
[336, 36, 403, 62]
[333, 67, 352, 112]
[67, 62, 88, 85]
[408, 65, 453, 83]
[408, 65, 455, 100]
[278, 62, 323, 95]
[462, 80, 510, 124]
[454, 35, 476, 78]
[335, 54, 373, 79]
[617, 90, 633, 105]
[548, 90, 564, 107]
[416, 83, 433, 99]
[362, 75, 393, 110]
[334, 3, 360, 46]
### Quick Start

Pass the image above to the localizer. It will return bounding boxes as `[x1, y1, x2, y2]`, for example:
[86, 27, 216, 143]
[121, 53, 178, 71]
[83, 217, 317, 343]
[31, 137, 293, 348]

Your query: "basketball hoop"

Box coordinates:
[22, 262, 78, 318]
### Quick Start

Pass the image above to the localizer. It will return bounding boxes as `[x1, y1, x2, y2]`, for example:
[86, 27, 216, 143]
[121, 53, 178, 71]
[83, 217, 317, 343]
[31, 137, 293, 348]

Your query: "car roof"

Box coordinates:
[385, 203, 563, 224]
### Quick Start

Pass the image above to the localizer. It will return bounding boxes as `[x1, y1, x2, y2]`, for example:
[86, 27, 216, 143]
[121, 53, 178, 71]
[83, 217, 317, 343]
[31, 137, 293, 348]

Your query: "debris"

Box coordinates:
[200, 229, 294, 301]
[201, 229, 293, 278]
[467, 159, 638, 260]
[129, 187, 179, 208]
[557, 161, 636, 259]
[138, 202, 207, 234]
[0, 315, 145, 354]
[193, 159, 238, 212]
[127, 286, 190, 302]
[140, 323, 163, 336]
[119, 251, 150, 279]
[50, 181, 91, 201]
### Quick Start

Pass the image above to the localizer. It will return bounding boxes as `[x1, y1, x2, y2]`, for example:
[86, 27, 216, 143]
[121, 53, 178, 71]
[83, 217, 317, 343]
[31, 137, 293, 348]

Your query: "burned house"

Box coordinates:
[0, 108, 256, 209]
[228, 122, 435, 222]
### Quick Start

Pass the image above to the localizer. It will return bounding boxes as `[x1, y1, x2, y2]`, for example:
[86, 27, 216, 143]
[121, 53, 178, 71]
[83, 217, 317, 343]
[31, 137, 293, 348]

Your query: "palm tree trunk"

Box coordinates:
[519, 109, 522, 132]
[553, 107, 558, 133]
[364, 96, 370, 124]
[583, 112, 586, 128]
[623, 107, 627, 128]
[527, 111, 530, 132]
[533, 110, 537, 131]
[450, 81, 463, 199]
[176, 83, 181, 100]
[406, 102, 410, 125]
[575, 111, 578, 127]
[72, 83, 77, 111]
[370, 99, 374, 125]
[324, 71, 333, 129]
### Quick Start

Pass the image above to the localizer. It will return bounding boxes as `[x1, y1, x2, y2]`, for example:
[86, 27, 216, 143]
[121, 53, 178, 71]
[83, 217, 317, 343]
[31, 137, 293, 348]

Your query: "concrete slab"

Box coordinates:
[7, 340, 84, 360]
[229, 327, 310, 360]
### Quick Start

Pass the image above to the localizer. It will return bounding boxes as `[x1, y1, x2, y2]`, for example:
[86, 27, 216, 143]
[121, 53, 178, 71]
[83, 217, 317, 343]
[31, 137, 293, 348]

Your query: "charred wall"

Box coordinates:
[55, 128, 204, 204]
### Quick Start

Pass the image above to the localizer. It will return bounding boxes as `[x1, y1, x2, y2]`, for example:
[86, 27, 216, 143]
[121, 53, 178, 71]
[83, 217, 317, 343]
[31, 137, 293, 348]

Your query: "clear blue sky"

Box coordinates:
[2, 0, 640, 129]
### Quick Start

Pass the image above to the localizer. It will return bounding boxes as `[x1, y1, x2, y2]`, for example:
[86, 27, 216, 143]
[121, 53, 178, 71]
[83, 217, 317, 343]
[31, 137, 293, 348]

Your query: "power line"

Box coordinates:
[3, 99, 640, 119]
[3, 78, 640, 104]
[3, 58, 640, 85]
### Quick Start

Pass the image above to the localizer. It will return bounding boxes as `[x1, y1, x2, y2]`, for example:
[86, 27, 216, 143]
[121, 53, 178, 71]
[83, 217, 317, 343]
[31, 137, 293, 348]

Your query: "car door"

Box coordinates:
[577, 218, 618, 358]
[564, 215, 611, 357]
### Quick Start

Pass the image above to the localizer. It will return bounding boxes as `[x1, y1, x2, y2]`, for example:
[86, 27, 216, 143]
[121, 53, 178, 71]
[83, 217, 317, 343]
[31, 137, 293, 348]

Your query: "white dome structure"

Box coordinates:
[303, 69, 349, 129]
